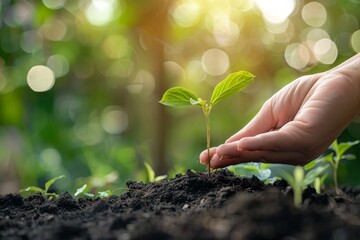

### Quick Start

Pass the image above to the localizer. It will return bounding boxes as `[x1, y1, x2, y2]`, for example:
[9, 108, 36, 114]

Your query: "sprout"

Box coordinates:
[159, 71, 255, 176]
[20, 175, 66, 200]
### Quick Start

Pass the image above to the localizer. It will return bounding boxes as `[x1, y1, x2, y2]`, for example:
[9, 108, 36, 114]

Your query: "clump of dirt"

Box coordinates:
[1, 169, 360, 240]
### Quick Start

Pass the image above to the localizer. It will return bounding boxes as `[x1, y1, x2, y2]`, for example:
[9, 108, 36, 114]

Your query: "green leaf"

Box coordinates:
[277, 168, 295, 188]
[342, 154, 356, 160]
[45, 175, 66, 193]
[98, 190, 111, 198]
[159, 87, 199, 108]
[20, 186, 44, 194]
[144, 161, 155, 182]
[154, 175, 167, 182]
[45, 193, 59, 199]
[210, 71, 255, 106]
[190, 98, 207, 106]
[304, 160, 317, 170]
[84, 192, 95, 198]
[260, 163, 271, 170]
[74, 184, 87, 197]
[337, 140, 360, 157]
[320, 153, 335, 167]
[304, 165, 329, 186]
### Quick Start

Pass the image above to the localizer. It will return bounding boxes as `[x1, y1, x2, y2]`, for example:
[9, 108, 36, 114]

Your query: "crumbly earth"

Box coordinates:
[1, 169, 360, 240]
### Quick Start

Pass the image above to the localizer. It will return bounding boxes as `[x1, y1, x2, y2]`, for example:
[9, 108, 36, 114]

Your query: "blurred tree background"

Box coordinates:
[1, 0, 360, 194]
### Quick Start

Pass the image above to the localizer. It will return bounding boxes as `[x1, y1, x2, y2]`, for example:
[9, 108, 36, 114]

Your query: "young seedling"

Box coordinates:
[228, 163, 273, 182]
[20, 175, 66, 200]
[279, 165, 328, 208]
[159, 71, 255, 176]
[74, 184, 111, 198]
[144, 161, 168, 183]
[320, 139, 359, 194]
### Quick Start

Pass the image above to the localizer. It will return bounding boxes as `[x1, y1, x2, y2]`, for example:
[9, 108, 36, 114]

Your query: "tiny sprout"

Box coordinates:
[159, 71, 255, 176]
[74, 184, 95, 198]
[75, 184, 112, 198]
[20, 175, 66, 200]
[279, 165, 328, 208]
[144, 161, 167, 183]
[320, 139, 359, 194]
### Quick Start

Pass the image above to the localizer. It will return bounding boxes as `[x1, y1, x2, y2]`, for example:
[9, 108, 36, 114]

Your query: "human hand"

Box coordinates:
[200, 54, 360, 168]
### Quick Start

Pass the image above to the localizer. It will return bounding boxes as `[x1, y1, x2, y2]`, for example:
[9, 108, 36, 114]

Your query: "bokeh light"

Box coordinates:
[212, 18, 240, 47]
[27, 65, 55, 92]
[186, 60, 206, 83]
[313, 38, 338, 64]
[351, 30, 360, 52]
[201, 48, 229, 76]
[102, 35, 128, 59]
[101, 106, 128, 134]
[41, 19, 68, 41]
[127, 70, 155, 95]
[47, 55, 70, 78]
[40, 148, 62, 171]
[21, 30, 43, 53]
[171, 1, 201, 28]
[4, 2, 33, 27]
[302, 2, 327, 27]
[42, 0, 66, 10]
[285, 43, 310, 70]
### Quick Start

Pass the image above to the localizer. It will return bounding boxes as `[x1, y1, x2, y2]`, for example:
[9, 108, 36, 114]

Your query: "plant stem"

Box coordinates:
[203, 105, 212, 177]
[334, 159, 339, 194]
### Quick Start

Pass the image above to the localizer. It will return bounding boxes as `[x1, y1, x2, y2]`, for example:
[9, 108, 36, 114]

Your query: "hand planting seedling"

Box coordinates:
[279, 165, 328, 208]
[20, 175, 65, 200]
[159, 71, 255, 176]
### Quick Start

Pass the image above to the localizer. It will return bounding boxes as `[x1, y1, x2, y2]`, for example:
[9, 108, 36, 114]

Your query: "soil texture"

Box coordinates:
[1, 169, 360, 240]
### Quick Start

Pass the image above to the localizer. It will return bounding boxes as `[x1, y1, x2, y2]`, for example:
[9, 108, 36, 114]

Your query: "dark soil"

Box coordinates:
[1, 169, 360, 240]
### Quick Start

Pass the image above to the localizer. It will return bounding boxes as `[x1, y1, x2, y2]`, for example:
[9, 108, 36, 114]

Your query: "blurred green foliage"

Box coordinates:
[1, 0, 360, 193]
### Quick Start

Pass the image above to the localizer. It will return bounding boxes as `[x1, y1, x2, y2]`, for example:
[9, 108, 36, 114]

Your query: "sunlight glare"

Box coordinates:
[85, 0, 118, 26]
[255, 0, 296, 24]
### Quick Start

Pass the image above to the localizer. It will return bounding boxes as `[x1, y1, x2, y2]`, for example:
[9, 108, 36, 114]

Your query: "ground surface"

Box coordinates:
[1, 169, 360, 240]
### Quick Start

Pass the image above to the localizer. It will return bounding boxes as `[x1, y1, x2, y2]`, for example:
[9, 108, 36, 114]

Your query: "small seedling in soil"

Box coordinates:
[74, 184, 111, 198]
[159, 71, 254, 176]
[228, 163, 277, 183]
[279, 165, 328, 208]
[144, 161, 167, 183]
[20, 175, 65, 200]
[319, 139, 360, 194]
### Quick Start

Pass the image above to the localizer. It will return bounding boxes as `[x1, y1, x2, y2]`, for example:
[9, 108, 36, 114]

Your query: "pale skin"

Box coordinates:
[200, 53, 360, 169]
